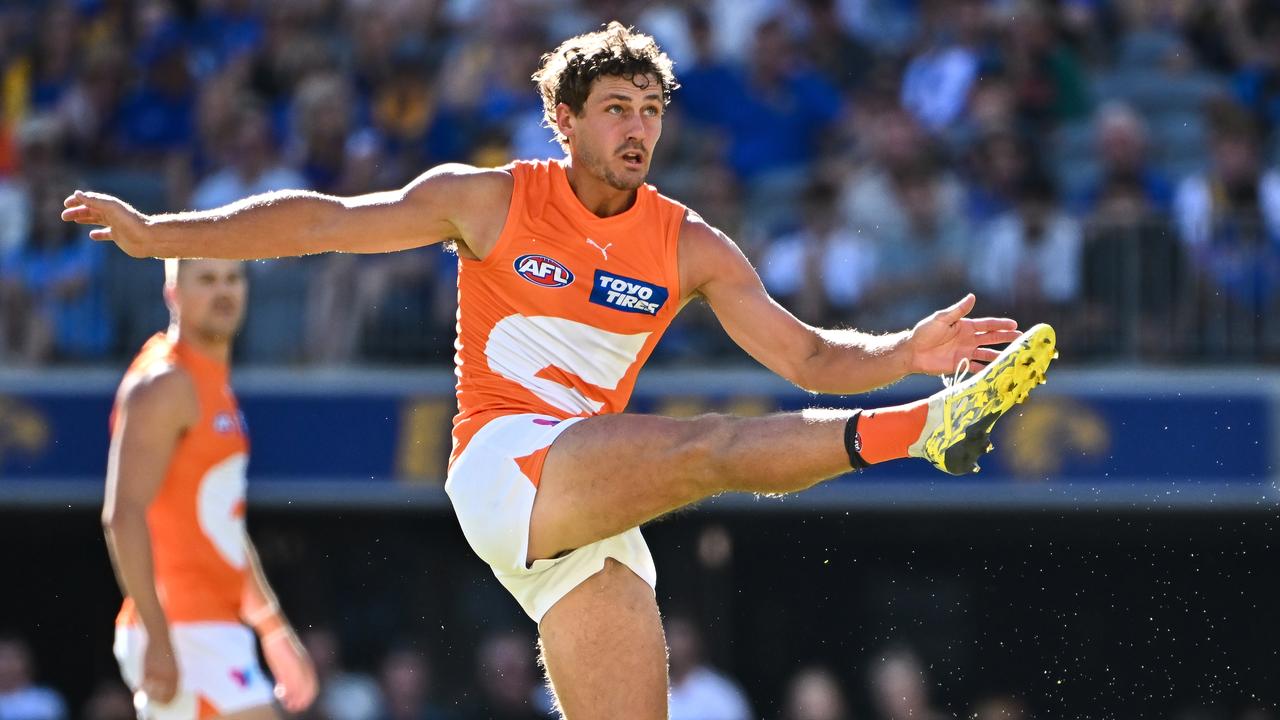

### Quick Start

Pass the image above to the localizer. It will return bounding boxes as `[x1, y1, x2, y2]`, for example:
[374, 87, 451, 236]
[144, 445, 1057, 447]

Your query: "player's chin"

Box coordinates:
[205, 319, 243, 341]
[610, 166, 647, 190]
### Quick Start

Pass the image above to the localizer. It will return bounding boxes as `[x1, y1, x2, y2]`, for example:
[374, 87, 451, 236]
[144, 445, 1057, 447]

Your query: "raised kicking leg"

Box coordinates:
[529, 408, 858, 560]
[528, 324, 1057, 562]
[530, 325, 1055, 718]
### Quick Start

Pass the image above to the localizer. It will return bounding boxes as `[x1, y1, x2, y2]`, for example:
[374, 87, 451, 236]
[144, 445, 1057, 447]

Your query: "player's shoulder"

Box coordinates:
[677, 209, 755, 297]
[408, 163, 517, 259]
[421, 162, 513, 188]
[118, 361, 199, 424]
[679, 209, 735, 253]
[434, 162, 515, 182]
[405, 162, 514, 206]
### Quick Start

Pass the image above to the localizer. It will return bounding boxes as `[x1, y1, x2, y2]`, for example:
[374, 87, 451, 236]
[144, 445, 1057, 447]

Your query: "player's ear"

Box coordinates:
[555, 102, 577, 141]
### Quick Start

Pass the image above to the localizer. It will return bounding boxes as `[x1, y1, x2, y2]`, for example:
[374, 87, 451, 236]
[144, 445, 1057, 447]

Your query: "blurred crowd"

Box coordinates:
[4, 626, 1276, 720]
[3, 0, 1280, 366]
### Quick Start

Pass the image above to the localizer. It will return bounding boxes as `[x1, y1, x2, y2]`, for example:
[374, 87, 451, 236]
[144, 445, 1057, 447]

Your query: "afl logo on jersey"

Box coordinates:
[514, 254, 575, 288]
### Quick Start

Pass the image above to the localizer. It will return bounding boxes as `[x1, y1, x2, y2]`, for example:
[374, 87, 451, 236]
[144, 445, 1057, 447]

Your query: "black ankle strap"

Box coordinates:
[845, 411, 869, 471]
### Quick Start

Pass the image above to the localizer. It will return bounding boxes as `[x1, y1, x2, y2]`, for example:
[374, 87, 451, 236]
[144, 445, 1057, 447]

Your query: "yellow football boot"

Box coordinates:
[909, 323, 1058, 475]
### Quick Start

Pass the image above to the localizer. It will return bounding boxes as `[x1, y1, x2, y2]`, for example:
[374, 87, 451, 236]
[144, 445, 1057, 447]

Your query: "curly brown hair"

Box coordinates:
[533, 21, 678, 151]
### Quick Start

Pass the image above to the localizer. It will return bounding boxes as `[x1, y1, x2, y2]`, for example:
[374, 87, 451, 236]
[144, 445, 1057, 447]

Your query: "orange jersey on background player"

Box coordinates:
[452, 159, 688, 462]
[112, 333, 250, 625]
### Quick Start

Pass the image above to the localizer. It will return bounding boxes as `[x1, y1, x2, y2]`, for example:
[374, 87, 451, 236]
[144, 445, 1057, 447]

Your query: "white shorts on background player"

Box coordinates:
[114, 622, 274, 720]
[446, 413, 657, 623]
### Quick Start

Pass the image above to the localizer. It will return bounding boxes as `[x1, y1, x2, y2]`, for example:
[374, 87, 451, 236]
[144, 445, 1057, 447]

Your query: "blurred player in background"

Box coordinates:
[67, 22, 1054, 720]
[101, 258, 316, 720]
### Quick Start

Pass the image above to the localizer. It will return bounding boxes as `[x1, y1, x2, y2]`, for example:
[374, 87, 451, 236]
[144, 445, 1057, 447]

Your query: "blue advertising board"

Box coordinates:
[0, 369, 1274, 509]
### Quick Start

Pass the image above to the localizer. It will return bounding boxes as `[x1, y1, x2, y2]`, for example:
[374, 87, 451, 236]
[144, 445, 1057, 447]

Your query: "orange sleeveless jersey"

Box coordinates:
[113, 334, 249, 625]
[452, 159, 688, 462]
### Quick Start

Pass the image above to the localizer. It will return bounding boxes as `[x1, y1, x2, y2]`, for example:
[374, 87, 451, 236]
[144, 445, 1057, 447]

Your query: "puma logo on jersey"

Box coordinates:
[213, 412, 236, 434]
[212, 410, 247, 434]
[590, 270, 669, 315]
[514, 254, 575, 288]
[585, 238, 613, 260]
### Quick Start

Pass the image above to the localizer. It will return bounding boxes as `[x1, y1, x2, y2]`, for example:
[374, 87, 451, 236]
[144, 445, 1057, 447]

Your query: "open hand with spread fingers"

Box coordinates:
[905, 293, 1023, 376]
[61, 190, 152, 257]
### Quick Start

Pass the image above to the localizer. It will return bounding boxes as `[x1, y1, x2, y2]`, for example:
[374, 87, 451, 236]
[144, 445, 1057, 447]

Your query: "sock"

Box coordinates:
[847, 399, 929, 466]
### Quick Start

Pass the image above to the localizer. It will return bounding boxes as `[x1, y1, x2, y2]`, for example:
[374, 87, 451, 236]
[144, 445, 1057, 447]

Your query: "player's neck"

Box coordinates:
[168, 325, 232, 366]
[563, 159, 637, 218]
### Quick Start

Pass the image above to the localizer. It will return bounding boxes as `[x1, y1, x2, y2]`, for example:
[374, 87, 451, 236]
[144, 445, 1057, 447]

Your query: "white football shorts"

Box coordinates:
[113, 622, 274, 720]
[446, 413, 657, 623]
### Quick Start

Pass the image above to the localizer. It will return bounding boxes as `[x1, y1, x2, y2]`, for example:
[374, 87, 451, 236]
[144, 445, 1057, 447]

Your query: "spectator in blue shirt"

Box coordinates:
[900, 0, 983, 133]
[796, 0, 876, 93]
[679, 15, 843, 184]
[28, 4, 78, 112]
[0, 172, 111, 364]
[0, 636, 66, 720]
[1229, 2, 1280, 135]
[1174, 101, 1280, 354]
[117, 24, 196, 157]
[1076, 102, 1174, 215]
[189, 0, 265, 78]
[963, 128, 1028, 226]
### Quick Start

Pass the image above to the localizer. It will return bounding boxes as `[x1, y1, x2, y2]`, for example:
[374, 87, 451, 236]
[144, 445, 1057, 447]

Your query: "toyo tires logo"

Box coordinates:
[514, 254, 575, 288]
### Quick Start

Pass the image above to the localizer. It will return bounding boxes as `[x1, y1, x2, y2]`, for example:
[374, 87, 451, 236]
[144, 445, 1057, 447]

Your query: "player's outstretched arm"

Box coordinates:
[102, 365, 198, 704]
[241, 540, 317, 713]
[680, 213, 1022, 395]
[61, 163, 510, 260]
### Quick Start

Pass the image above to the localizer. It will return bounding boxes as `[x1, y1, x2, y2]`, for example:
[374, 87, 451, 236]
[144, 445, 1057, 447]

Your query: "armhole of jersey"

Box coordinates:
[665, 203, 686, 308]
[166, 362, 202, 439]
[114, 360, 197, 440]
[112, 336, 179, 432]
[463, 164, 526, 270]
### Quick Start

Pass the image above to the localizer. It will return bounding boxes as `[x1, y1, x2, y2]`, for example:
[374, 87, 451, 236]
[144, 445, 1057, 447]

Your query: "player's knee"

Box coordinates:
[669, 413, 739, 493]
